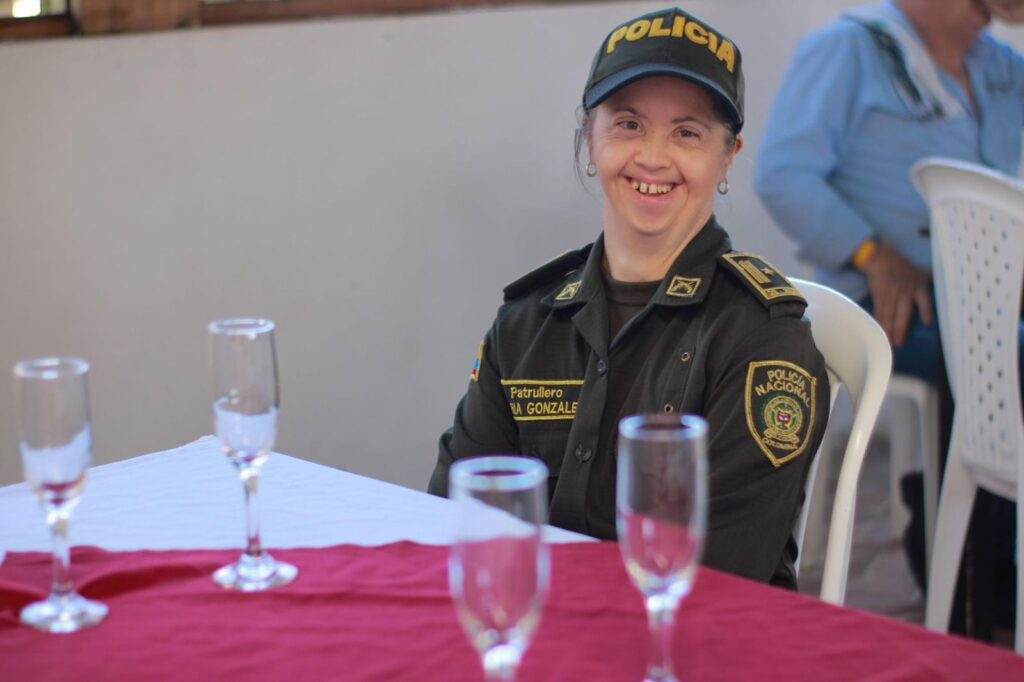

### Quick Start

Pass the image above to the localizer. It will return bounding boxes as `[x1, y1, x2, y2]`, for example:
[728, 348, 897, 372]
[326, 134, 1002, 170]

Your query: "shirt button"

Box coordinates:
[575, 444, 593, 462]
[596, 360, 608, 376]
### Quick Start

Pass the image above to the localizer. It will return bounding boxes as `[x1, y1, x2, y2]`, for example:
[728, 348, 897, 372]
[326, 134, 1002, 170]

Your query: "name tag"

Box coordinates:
[501, 379, 584, 422]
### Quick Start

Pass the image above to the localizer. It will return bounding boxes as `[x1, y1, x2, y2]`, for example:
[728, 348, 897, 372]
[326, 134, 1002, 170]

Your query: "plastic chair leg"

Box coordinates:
[1016, 468, 1024, 654]
[888, 397, 915, 535]
[925, 429, 976, 634]
[919, 387, 940, 569]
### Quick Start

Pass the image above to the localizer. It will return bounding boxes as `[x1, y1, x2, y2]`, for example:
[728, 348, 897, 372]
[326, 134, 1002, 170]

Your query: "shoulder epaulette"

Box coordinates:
[718, 252, 806, 308]
[503, 245, 591, 301]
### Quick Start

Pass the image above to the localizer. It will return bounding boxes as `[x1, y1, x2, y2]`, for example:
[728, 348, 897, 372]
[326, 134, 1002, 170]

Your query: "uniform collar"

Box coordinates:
[543, 216, 731, 309]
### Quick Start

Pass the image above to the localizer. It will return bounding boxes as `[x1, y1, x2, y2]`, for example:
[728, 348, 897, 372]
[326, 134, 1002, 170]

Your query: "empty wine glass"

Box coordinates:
[449, 456, 550, 682]
[13, 357, 108, 633]
[617, 414, 708, 682]
[209, 318, 296, 591]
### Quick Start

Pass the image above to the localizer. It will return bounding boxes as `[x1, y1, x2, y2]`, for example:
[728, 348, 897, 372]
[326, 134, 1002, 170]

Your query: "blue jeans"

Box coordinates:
[858, 295, 1024, 390]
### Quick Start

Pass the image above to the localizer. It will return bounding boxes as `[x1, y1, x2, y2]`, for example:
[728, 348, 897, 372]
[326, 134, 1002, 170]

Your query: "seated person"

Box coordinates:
[429, 6, 830, 589]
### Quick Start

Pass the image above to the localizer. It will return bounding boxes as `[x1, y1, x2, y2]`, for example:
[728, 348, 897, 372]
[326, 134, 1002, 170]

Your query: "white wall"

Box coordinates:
[2, 0, 1022, 491]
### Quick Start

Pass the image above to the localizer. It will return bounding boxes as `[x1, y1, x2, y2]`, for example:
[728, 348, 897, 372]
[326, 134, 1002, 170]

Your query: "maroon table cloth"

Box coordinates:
[1, 541, 1020, 681]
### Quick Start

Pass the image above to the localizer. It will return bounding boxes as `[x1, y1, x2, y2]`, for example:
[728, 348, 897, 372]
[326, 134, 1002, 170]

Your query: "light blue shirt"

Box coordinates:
[755, 1, 1024, 301]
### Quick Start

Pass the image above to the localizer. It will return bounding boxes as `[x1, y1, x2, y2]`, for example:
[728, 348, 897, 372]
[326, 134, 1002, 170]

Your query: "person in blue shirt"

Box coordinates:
[755, 0, 1024, 383]
[756, 0, 1024, 634]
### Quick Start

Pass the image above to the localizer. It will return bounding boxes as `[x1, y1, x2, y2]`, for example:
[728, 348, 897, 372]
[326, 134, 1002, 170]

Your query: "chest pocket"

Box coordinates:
[501, 379, 582, 478]
[519, 427, 570, 482]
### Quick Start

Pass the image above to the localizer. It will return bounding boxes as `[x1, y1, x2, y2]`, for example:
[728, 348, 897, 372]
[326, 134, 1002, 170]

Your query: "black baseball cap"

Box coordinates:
[582, 7, 744, 131]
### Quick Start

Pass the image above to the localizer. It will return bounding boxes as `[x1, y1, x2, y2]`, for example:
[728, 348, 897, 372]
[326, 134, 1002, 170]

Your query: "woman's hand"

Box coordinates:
[862, 241, 934, 348]
[986, 0, 1024, 24]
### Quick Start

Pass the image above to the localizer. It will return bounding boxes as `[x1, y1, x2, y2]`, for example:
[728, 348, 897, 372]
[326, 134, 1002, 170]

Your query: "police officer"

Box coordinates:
[429, 7, 830, 589]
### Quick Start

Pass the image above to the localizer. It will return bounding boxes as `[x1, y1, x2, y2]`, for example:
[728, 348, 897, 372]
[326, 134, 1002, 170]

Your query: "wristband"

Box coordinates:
[852, 239, 878, 271]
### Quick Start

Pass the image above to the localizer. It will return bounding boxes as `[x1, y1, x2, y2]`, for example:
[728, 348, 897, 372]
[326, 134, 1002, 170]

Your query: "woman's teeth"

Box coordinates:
[631, 180, 674, 195]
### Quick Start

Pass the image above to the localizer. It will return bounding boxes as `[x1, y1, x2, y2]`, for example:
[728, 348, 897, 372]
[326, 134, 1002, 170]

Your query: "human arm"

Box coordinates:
[754, 25, 878, 270]
[428, 326, 520, 497]
[860, 240, 933, 346]
[757, 24, 934, 345]
[986, 0, 1024, 23]
[700, 315, 830, 586]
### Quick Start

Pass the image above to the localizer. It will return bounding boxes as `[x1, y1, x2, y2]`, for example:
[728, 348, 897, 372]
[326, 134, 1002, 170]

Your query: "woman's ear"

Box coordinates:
[724, 132, 744, 174]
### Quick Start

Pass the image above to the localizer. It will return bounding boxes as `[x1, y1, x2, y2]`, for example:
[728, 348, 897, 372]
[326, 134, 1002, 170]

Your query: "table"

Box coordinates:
[2, 438, 1022, 681]
[0, 436, 588, 558]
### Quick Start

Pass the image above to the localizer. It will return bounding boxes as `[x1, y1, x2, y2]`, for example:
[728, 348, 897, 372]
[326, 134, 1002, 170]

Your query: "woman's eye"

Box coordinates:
[677, 129, 699, 139]
[618, 120, 641, 131]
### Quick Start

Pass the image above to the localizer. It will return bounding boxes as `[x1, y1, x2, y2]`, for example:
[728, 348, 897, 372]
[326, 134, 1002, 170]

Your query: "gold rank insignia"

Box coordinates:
[555, 280, 582, 301]
[745, 360, 817, 468]
[721, 253, 802, 301]
[666, 275, 702, 299]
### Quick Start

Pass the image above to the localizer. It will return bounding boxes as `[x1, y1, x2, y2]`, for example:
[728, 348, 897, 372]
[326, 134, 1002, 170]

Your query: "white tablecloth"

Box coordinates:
[0, 436, 588, 564]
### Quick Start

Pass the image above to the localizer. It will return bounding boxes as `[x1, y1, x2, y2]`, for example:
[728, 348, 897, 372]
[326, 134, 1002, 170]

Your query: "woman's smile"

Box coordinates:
[626, 177, 677, 196]
[588, 76, 742, 250]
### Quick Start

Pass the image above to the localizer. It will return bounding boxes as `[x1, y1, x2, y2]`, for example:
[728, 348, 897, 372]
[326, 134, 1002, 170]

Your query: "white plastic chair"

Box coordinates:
[911, 158, 1024, 653]
[791, 278, 893, 605]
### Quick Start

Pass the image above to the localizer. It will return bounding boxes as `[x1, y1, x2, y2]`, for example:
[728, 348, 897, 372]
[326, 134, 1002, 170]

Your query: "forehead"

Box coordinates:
[600, 76, 718, 118]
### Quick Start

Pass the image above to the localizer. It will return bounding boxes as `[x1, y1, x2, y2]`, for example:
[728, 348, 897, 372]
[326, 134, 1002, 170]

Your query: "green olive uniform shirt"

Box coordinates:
[429, 218, 830, 589]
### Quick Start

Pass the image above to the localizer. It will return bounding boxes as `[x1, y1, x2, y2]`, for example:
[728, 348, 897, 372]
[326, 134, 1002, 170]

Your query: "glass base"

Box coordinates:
[213, 552, 297, 592]
[21, 592, 108, 634]
[644, 674, 679, 682]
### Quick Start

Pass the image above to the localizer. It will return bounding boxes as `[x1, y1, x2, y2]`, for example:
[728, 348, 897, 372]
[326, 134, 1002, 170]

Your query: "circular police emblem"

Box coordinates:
[744, 360, 817, 468]
[762, 395, 804, 445]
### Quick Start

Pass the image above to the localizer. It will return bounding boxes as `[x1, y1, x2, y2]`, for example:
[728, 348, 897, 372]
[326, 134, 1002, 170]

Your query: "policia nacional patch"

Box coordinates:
[745, 360, 817, 468]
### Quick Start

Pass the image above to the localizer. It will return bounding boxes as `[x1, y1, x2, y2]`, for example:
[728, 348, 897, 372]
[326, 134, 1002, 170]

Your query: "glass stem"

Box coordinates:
[645, 594, 679, 682]
[240, 467, 264, 558]
[47, 507, 73, 598]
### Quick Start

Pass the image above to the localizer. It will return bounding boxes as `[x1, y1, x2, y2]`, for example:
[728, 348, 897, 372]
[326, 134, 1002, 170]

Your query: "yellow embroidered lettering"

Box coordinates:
[625, 19, 650, 42]
[708, 32, 719, 53]
[606, 25, 628, 54]
[649, 17, 671, 38]
[671, 16, 685, 37]
[684, 22, 708, 45]
[717, 41, 736, 73]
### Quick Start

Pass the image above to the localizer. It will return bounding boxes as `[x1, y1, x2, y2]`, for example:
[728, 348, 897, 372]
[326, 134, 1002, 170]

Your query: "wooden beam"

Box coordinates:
[0, 14, 73, 41]
[70, 0, 200, 35]
[200, 0, 553, 25]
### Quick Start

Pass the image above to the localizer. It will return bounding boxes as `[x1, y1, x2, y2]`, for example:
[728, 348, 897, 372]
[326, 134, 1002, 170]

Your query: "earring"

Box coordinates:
[585, 162, 598, 177]
[717, 178, 730, 195]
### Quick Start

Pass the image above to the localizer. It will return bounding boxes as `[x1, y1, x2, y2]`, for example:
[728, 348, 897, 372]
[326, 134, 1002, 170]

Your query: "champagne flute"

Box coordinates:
[617, 414, 708, 682]
[13, 357, 108, 633]
[449, 456, 550, 682]
[209, 318, 296, 591]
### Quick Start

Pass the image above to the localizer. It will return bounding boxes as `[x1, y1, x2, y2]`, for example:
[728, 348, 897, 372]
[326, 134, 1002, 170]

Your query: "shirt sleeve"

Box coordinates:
[427, 323, 519, 497]
[754, 24, 878, 270]
[700, 314, 831, 586]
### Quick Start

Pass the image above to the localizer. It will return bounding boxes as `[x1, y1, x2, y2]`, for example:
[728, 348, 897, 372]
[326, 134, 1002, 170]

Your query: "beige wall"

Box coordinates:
[1, 0, 1022, 491]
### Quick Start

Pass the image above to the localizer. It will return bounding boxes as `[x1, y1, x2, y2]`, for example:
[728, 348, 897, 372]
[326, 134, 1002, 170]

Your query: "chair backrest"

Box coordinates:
[911, 158, 1024, 500]
[790, 278, 893, 604]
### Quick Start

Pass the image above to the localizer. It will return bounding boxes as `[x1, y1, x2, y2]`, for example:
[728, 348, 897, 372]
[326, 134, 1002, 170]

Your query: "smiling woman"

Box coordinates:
[430, 6, 832, 592]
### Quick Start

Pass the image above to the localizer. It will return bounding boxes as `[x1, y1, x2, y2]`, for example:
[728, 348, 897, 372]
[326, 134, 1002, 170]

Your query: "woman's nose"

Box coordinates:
[635, 137, 670, 169]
